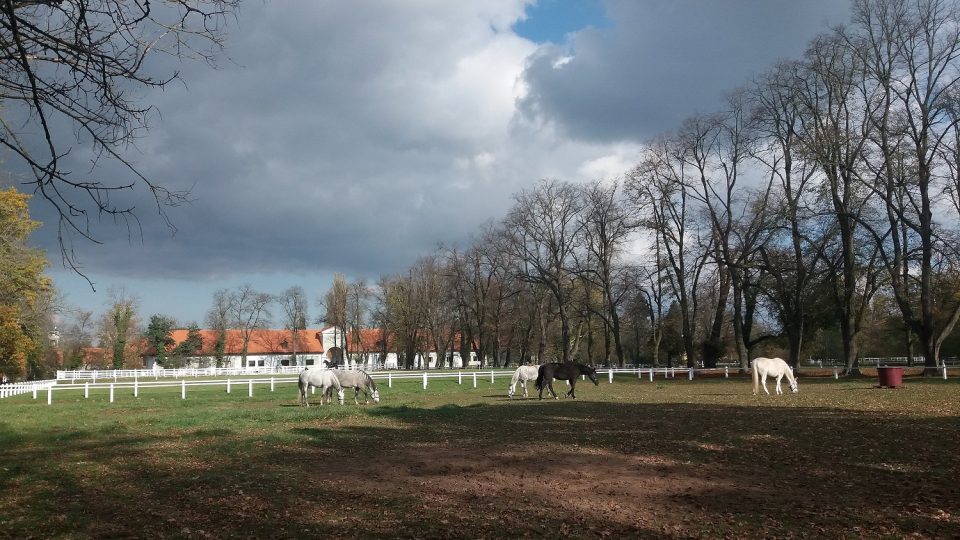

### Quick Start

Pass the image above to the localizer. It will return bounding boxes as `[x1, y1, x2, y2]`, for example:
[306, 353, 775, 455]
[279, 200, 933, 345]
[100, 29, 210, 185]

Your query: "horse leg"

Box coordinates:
[568, 379, 577, 399]
[354, 388, 361, 405]
[775, 375, 783, 395]
[547, 379, 558, 400]
[761, 375, 770, 395]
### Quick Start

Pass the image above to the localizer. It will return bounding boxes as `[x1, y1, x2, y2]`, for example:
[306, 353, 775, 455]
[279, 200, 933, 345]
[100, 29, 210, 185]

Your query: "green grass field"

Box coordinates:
[1, 374, 958, 538]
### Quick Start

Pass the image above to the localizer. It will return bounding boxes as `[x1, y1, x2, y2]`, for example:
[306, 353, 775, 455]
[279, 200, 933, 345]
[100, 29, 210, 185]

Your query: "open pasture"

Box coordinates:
[1, 375, 958, 538]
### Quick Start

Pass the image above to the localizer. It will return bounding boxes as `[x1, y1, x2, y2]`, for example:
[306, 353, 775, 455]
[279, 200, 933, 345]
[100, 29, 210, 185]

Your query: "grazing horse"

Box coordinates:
[298, 369, 344, 406]
[508, 365, 569, 398]
[752, 357, 798, 395]
[330, 369, 380, 404]
[535, 361, 599, 400]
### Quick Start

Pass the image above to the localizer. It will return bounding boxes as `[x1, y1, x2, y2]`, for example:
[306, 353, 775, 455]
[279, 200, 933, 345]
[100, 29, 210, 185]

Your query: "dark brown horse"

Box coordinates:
[535, 361, 599, 399]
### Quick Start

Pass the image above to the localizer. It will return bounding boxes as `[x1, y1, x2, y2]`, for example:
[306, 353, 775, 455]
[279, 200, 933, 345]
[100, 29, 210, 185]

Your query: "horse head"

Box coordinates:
[789, 379, 799, 393]
[337, 388, 345, 404]
[586, 366, 600, 386]
[371, 389, 380, 403]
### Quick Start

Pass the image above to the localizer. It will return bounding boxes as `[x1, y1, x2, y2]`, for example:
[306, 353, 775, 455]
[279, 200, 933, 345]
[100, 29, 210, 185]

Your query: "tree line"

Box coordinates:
[355, 0, 960, 375]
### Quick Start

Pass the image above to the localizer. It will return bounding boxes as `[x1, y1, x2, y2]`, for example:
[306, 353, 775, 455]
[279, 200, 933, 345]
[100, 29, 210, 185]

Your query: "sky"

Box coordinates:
[16, 0, 851, 326]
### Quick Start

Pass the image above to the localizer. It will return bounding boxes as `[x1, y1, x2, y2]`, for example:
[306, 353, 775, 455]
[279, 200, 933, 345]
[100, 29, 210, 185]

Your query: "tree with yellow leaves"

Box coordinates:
[0, 188, 54, 380]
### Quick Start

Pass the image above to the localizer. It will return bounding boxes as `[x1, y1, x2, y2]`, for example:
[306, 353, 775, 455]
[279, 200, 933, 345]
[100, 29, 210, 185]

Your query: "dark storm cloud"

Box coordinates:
[31, 1, 541, 283]
[518, 0, 851, 142]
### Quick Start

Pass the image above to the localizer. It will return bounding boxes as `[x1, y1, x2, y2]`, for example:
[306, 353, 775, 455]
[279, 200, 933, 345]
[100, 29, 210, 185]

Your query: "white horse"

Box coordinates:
[298, 369, 344, 406]
[752, 357, 798, 395]
[507, 364, 569, 398]
[330, 369, 380, 404]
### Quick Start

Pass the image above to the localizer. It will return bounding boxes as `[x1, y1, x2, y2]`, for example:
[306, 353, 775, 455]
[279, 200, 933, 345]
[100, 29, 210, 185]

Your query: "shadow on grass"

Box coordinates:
[1, 399, 958, 538]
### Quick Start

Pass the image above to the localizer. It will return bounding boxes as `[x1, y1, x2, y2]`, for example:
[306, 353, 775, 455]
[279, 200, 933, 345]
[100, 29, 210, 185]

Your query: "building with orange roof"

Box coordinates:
[143, 328, 328, 369]
[144, 327, 479, 370]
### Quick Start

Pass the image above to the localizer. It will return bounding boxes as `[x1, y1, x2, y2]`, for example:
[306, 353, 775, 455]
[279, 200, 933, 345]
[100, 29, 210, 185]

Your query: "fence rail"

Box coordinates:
[6, 365, 952, 406]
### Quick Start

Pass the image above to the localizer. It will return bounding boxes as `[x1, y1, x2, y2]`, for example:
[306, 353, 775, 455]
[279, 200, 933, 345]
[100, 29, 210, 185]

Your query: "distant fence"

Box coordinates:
[806, 356, 959, 367]
[5, 365, 952, 406]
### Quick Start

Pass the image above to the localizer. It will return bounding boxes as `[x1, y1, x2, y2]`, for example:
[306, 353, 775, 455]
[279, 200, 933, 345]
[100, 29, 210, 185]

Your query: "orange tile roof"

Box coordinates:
[161, 328, 325, 356]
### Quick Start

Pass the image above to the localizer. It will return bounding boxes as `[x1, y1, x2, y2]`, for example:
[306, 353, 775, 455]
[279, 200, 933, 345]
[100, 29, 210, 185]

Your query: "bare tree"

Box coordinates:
[374, 272, 422, 369]
[346, 278, 370, 366]
[278, 285, 308, 366]
[628, 138, 712, 368]
[320, 273, 349, 365]
[504, 179, 583, 362]
[850, 0, 960, 373]
[230, 284, 272, 368]
[206, 288, 234, 368]
[794, 31, 883, 375]
[574, 179, 638, 367]
[750, 60, 829, 369]
[413, 253, 457, 369]
[0, 0, 239, 277]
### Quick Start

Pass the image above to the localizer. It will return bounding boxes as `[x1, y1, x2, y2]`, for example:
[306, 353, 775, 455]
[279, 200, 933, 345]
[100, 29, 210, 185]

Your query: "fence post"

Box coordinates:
[181, 380, 186, 400]
[834, 368, 839, 380]
[84, 382, 89, 399]
[47, 386, 52, 405]
[227, 379, 231, 394]
[944, 366, 949, 380]
[490, 370, 494, 384]
[249, 379, 253, 397]
[32, 386, 38, 399]
[388, 372, 393, 388]
[458, 371, 462, 385]
[649, 369, 654, 382]
[688, 368, 694, 380]
[473, 372, 477, 388]
[422, 372, 428, 390]
[724, 367, 729, 378]
[608, 369, 613, 384]
[134, 379, 139, 398]
[271, 377, 275, 392]
[110, 383, 114, 403]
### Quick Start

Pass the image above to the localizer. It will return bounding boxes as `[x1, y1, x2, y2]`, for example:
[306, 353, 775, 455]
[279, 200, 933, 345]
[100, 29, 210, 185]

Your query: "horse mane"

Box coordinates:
[363, 370, 377, 391]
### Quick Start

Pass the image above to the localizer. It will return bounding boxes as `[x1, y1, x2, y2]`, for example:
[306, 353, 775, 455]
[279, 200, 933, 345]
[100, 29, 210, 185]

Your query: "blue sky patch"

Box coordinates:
[512, 0, 610, 43]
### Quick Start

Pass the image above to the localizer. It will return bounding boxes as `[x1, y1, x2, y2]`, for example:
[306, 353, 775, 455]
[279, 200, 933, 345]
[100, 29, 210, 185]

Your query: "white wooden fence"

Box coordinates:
[55, 365, 309, 382]
[0, 379, 57, 399]
[5, 364, 952, 406]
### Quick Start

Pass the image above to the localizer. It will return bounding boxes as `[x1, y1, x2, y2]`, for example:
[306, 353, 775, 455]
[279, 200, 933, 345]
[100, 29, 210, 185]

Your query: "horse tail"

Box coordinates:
[298, 372, 308, 404]
[510, 369, 521, 388]
[535, 368, 545, 391]
[751, 359, 759, 395]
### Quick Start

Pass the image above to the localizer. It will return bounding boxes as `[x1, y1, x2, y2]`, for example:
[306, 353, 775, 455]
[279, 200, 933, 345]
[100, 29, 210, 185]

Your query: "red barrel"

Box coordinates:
[877, 366, 904, 388]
